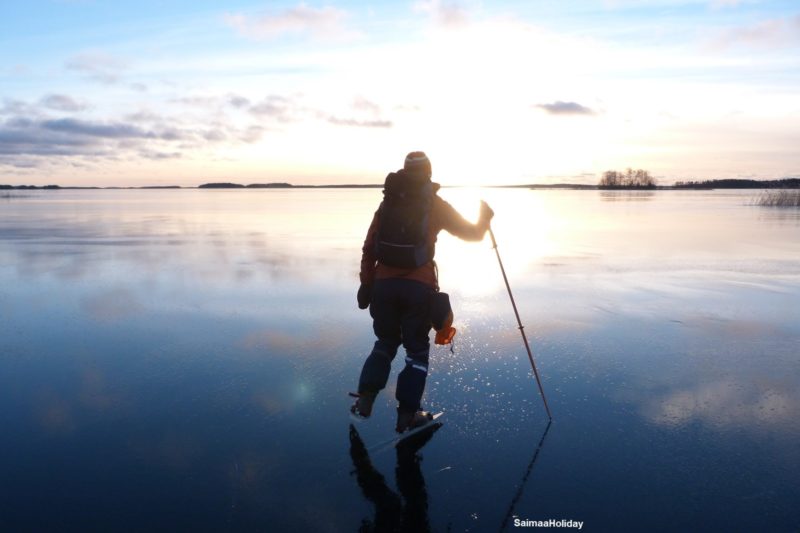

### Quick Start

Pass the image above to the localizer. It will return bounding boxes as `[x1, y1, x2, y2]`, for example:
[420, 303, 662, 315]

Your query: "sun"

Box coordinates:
[434, 187, 556, 297]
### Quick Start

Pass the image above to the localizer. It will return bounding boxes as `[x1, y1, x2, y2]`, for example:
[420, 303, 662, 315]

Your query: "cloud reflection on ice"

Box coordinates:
[642, 379, 799, 429]
[82, 287, 144, 322]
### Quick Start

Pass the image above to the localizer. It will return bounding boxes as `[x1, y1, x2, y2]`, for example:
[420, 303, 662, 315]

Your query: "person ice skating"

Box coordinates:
[352, 151, 494, 433]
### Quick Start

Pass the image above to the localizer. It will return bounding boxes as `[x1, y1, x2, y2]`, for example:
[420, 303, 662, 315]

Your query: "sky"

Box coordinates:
[1, 0, 799, 187]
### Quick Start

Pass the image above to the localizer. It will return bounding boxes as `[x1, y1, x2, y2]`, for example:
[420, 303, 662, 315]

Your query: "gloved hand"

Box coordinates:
[480, 200, 494, 222]
[357, 283, 372, 310]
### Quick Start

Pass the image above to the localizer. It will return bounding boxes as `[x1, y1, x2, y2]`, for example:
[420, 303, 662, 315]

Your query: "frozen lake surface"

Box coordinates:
[1, 188, 798, 531]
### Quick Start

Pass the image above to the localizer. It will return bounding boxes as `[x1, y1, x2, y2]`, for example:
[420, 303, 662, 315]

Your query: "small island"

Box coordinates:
[197, 182, 295, 189]
[598, 168, 656, 189]
[198, 182, 246, 189]
[246, 183, 293, 188]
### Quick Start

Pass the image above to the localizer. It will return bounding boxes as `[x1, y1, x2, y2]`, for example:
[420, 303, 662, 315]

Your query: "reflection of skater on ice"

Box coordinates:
[349, 424, 441, 533]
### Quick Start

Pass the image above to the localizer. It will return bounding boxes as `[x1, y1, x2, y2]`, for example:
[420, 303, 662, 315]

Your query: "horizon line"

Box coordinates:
[3, 177, 800, 190]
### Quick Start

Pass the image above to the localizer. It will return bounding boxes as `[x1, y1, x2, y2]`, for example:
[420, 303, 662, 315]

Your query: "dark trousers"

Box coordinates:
[358, 278, 433, 413]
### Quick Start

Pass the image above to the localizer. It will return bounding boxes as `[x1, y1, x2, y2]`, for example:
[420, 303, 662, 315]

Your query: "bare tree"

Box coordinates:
[599, 168, 655, 188]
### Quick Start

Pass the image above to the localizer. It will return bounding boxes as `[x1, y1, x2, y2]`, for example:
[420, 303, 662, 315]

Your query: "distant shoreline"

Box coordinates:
[2, 178, 799, 191]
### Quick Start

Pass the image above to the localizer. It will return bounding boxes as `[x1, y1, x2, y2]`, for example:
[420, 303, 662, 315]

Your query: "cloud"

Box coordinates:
[352, 96, 381, 115]
[7, 64, 30, 76]
[709, 0, 743, 8]
[201, 128, 227, 142]
[66, 52, 129, 84]
[0, 99, 37, 116]
[224, 4, 352, 41]
[413, 0, 469, 27]
[326, 116, 392, 128]
[42, 117, 154, 139]
[39, 94, 88, 112]
[711, 14, 800, 49]
[170, 93, 300, 124]
[0, 104, 259, 166]
[602, 0, 744, 8]
[167, 91, 392, 129]
[535, 101, 596, 116]
[139, 149, 182, 160]
[172, 95, 220, 108]
[123, 110, 162, 123]
[249, 95, 298, 122]
[1, 90, 394, 172]
[0, 120, 100, 157]
[227, 94, 251, 108]
[320, 96, 392, 128]
[239, 125, 266, 143]
[1, 156, 42, 169]
[247, 94, 393, 128]
[178, 90, 394, 130]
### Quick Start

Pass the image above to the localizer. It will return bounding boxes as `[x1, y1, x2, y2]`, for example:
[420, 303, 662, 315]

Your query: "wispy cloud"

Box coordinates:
[352, 96, 381, 115]
[709, 0, 743, 9]
[227, 94, 251, 109]
[413, 0, 469, 27]
[138, 149, 183, 160]
[710, 14, 800, 49]
[325, 116, 392, 128]
[535, 101, 596, 116]
[239, 125, 266, 143]
[249, 95, 300, 122]
[42, 117, 152, 139]
[65, 52, 129, 84]
[7, 64, 30, 76]
[171, 95, 222, 108]
[323, 95, 393, 128]
[122, 110, 163, 123]
[169, 91, 391, 129]
[39, 94, 88, 112]
[1, 99, 37, 116]
[602, 0, 746, 8]
[224, 4, 353, 41]
[169, 92, 302, 124]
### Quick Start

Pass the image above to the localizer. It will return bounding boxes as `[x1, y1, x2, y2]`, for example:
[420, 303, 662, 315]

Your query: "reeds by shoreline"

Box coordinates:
[756, 189, 800, 207]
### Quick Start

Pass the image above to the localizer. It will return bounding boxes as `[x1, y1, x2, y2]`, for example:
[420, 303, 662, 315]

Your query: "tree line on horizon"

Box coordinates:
[674, 178, 800, 189]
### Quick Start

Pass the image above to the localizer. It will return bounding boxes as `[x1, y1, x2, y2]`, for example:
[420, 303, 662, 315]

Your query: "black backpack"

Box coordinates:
[375, 169, 434, 269]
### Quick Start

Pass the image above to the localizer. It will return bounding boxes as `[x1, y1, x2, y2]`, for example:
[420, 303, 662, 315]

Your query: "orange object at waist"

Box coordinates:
[434, 309, 456, 345]
[435, 326, 456, 345]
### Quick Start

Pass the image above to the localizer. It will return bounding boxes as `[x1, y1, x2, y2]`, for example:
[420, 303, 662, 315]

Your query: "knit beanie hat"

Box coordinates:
[403, 151, 432, 177]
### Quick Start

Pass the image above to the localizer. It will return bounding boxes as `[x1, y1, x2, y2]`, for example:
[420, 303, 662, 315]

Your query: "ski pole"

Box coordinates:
[489, 225, 552, 420]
